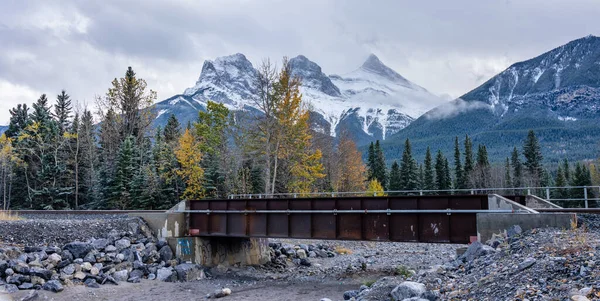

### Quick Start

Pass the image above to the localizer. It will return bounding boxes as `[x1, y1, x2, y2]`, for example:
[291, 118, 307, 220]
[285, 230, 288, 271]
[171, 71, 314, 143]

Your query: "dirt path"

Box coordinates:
[9, 278, 359, 301]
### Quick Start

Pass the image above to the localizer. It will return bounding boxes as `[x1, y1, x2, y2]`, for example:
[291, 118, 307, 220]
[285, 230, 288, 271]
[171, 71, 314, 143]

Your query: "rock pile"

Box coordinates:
[0, 218, 205, 294]
[268, 242, 336, 267]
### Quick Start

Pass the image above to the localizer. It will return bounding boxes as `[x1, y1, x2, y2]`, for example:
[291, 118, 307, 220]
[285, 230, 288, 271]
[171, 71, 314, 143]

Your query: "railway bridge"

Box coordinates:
[130, 193, 575, 267]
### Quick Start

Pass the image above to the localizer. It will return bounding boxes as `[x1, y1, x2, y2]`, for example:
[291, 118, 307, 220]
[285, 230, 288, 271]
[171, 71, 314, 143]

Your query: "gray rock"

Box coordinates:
[297, 249, 307, 259]
[128, 222, 140, 236]
[83, 251, 97, 263]
[344, 290, 359, 300]
[115, 239, 131, 251]
[390, 281, 426, 301]
[19, 282, 33, 290]
[84, 278, 100, 288]
[129, 269, 144, 280]
[0, 283, 19, 293]
[506, 225, 523, 238]
[105, 245, 117, 253]
[47, 253, 61, 264]
[148, 273, 156, 280]
[29, 267, 53, 280]
[61, 264, 75, 275]
[127, 276, 141, 283]
[62, 242, 93, 259]
[460, 241, 495, 263]
[91, 238, 110, 250]
[174, 263, 205, 282]
[113, 270, 129, 282]
[308, 251, 317, 258]
[157, 239, 168, 249]
[21, 290, 38, 301]
[5, 268, 14, 276]
[516, 257, 536, 272]
[300, 258, 311, 267]
[60, 250, 74, 262]
[42, 280, 63, 293]
[159, 246, 173, 262]
[157, 267, 177, 282]
[320, 299, 332, 301]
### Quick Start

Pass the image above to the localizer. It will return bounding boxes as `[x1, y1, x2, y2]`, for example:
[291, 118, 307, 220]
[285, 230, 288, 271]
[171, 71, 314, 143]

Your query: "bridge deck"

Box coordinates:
[187, 194, 507, 243]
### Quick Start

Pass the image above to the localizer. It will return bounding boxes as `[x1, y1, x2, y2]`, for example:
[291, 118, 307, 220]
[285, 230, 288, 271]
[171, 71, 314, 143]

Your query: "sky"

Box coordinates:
[1, 0, 599, 125]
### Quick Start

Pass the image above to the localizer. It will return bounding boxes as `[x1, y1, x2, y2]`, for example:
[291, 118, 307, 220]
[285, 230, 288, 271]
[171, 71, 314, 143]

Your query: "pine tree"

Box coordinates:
[444, 158, 452, 191]
[511, 147, 522, 188]
[454, 137, 464, 189]
[78, 109, 98, 207]
[463, 135, 474, 188]
[53, 90, 72, 135]
[570, 163, 593, 207]
[435, 150, 449, 191]
[163, 114, 181, 145]
[389, 160, 401, 192]
[367, 142, 375, 181]
[563, 159, 571, 183]
[523, 130, 543, 183]
[110, 136, 137, 209]
[373, 140, 387, 189]
[417, 164, 424, 190]
[504, 158, 512, 188]
[554, 164, 568, 201]
[196, 101, 230, 198]
[31, 94, 52, 125]
[473, 144, 491, 188]
[399, 139, 418, 191]
[6, 104, 30, 138]
[423, 147, 435, 191]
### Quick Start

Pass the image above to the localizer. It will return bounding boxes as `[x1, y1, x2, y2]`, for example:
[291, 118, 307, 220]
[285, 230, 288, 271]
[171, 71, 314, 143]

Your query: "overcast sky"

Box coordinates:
[1, 0, 599, 125]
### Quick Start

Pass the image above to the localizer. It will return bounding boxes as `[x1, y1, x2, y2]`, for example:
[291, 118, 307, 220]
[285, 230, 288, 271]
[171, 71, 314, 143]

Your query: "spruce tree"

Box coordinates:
[511, 147, 522, 188]
[31, 94, 52, 124]
[111, 136, 137, 209]
[554, 165, 567, 200]
[373, 140, 387, 189]
[163, 114, 181, 145]
[523, 130, 543, 182]
[399, 139, 418, 191]
[454, 136, 463, 189]
[435, 150, 448, 191]
[504, 158, 512, 188]
[367, 142, 375, 181]
[6, 104, 30, 138]
[423, 147, 435, 191]
[389, 160, 401, 192]
[418, 164, 424, 191]
[443, 158, 452, 191]
[463, 135, 474, 188]
[563, 159, 571, 183]
[54, 90, 72, 134]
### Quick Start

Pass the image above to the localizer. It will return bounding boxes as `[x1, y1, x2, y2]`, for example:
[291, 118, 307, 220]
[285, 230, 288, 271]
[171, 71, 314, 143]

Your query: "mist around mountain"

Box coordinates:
[384, 35, 600, 162]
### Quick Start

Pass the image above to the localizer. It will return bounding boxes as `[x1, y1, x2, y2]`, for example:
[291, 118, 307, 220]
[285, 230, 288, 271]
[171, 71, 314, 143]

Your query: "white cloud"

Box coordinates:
[0, 0, 598, 124]
[0, 80, 40, 125]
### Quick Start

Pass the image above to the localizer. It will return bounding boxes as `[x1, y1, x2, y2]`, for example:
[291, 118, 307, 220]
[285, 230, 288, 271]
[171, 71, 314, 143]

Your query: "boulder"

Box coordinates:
[83, 251, 97, 263]
[159, 246, 173, 262]
[60, 250, 74, 262]
[156, 267, 177, 282]
[0, 284, 19, 293]
[18, 282, 34, 290]
[84, 278, 100, 288]
[29, 267, 53, 280]
[112, 270, 129, 282]
[129, 269, 144, 280]
[92, 239, 110, 250]
[115, 239, 131, 251]
[296, 249, 307, 259]
[62, 242, 93, 259]
[47, 253, 62, 265]
[42, 280, 64, 293]
[343, 290, 359, 300]
[390, 281, 427, 301]
[105, 245, 117, 253]
[459, 241, 495, 263]
[174, 264, 205, 282]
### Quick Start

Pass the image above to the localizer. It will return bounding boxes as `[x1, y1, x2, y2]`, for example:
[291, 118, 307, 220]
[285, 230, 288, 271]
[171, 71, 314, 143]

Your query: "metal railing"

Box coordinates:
[229, 186, 600, 208]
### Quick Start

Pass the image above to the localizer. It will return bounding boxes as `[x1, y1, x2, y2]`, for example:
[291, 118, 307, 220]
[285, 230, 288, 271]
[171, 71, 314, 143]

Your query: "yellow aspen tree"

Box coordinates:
[175, 129, 204, 200]
[273, 59, 325, 194]
[365, 179, 385, 196]
[334, 136, 367, 192]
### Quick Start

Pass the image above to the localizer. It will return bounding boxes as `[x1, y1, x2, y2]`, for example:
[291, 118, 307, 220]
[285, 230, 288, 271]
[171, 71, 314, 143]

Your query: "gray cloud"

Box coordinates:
[0, 0, 598, 125]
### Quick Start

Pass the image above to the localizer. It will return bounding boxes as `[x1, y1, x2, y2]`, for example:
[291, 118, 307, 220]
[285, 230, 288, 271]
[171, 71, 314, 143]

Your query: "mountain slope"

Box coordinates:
[0, 126, 6, 135]
[151, 54, 445, 145]
[385, 35, 600, 162]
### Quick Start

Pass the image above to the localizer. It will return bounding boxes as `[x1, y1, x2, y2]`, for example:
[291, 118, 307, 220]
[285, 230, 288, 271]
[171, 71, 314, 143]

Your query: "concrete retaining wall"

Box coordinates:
[488, 194, 538, 213]
[168, 237, 270, 267]
[526, 195, 562, 209]
[476, 213, 575, 242]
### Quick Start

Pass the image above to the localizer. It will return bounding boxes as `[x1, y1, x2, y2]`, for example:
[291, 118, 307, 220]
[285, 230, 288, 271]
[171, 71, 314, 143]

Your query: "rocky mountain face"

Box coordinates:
[385, 35, 600, 161]
[0, 126, 6, 135]
[152, 53, 444, 146]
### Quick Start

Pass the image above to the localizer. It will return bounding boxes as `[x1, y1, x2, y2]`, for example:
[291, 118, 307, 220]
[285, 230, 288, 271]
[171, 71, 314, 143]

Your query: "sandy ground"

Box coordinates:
[7, 278, 359, 301]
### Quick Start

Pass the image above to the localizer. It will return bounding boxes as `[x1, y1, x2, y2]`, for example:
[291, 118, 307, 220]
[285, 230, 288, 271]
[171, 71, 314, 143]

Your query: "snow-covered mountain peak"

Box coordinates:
[289, 55, 341, 97]
[358, 54, 413, 87]
[184, 53, 255, 97]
